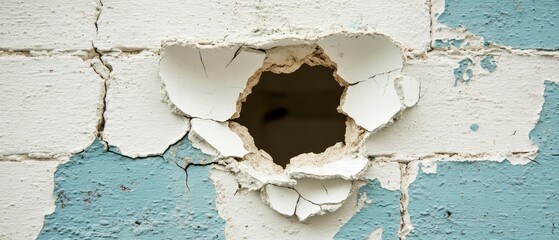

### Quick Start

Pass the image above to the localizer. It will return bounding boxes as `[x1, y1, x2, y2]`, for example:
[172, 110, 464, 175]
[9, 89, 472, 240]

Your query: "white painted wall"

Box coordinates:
[0, 0, 556, 239]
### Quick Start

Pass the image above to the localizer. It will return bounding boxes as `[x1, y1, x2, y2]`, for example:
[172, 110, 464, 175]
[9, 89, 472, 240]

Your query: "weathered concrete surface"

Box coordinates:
[407, 81, 559, 239]
[38, 137, 225, 239]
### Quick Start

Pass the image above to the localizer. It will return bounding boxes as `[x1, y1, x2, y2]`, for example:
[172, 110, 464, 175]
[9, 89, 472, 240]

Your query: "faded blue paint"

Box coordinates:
[433, 39, 464, 49]
[480, 55, 497, 73]
[407, 81, 559, 239]
[453, 58, 473, 86]
[469, 123, 479, 132]
[38, 136, 225, 239]
[334, 180, 400, 240]
[438, 0, 559, 49]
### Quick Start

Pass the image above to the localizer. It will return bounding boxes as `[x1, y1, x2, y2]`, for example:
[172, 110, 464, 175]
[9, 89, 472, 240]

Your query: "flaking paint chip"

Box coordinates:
[294, 178, 352, 205]
[263, 185, 299, 216]
[189, 118, 248, 158]
[288, 155, 369, 180]
[295, 198, 322, 222]
[159, 44, 265, 122]
[341, 73, 404, 132]
[318, 34, 403, 84]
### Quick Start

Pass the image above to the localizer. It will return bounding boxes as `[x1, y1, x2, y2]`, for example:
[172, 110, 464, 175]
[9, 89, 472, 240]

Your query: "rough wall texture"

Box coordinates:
[0, 0, 557, 239]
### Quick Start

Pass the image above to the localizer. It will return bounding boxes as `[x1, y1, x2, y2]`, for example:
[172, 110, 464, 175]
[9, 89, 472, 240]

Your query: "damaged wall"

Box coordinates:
[0, 0, 558, 239]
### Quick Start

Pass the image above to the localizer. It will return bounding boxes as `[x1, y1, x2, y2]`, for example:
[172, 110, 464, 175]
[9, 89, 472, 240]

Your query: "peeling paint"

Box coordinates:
[156, 33, 420, 221]
[335, 180, 400, 239]
[453, 58, 473, 86]
[38, 137, 226, 239]
[480, 55, 497, 73]
[406, 81, 559, 239]
[2, 0, 558, 239]
[438, 0, 559, 49]
[189, 118, 248, 158]
[364, 52, 555, 163]
[102, 53, 190, 158]
[159, 44, 265, 122]
[262, 178, 354, 221]
[433, 39, 464, 49]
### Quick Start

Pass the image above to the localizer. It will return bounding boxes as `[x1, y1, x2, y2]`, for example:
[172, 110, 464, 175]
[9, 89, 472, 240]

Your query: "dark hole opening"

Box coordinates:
[235, 64, 346, 168]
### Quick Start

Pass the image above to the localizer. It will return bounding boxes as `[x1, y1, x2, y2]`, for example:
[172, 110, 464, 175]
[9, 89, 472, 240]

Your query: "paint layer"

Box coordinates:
[480, 55, 497, 73]
[438, 0, 559, 49]
[38, 137, 225, 239]
[433, 39, 464, 49]
[453, 58, 473, 86]
[335, 180, 400, 239]
[407, 81, 559, 239]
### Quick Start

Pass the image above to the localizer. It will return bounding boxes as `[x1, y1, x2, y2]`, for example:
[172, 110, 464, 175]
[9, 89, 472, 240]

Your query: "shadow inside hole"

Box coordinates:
[235, 64, 346, 168]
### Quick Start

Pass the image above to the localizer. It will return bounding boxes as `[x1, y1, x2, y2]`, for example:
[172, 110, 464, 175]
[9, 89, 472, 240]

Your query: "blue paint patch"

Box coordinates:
[469, 123, 479, 132]
[433, 39, 465, 49]
[480, 55, 498, 73]
[453, 58, 474, 86]
[438, 0, 559, 49]
[334, 180, 401, 240]
[407, 81, 559, 239]
[38, 136, 225, 239]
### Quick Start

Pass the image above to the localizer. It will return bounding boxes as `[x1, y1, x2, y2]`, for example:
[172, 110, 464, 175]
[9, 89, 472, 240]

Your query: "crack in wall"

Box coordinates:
[427, 0, 434, 52]
[91, 0, 112, 143]
[225, 46, 243, 68]
[346, 67, 403, 86]
[398, 162, 413, 240]
[94, 0, 103, 35]
[198, 50, 209, 79]
[371, 150, 539, 164]
[174, 161, 224, 192]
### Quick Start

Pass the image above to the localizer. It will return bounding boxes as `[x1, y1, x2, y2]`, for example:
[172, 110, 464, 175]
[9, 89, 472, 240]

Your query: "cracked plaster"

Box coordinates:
[158, 33, 420, 220]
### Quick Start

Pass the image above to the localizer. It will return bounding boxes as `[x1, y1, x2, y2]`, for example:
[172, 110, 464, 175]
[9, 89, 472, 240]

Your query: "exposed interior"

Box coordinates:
[235, 64, 346, 168]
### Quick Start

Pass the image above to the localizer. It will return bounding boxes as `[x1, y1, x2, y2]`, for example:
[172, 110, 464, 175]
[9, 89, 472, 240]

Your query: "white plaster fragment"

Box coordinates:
[0, 160, 58, 240]
[236, 161, 295, 187]
[341, 74, 404, 132]
[263, 185, 299, 216]
[159, 45, 265, 122]
[318, 34, 404, 84]
[102, 53, 190, 158]
[288, 155, 369, 180]
[363, 161, 401, 191]
[189, 118, 248, 158]
[0, 56, 104, 156]
[295, 198, 322, 222]
[397, 75, 421, 107]
[294, 178, 352, 205]
[210, 168, 360, 239]
[188, 130, 220, 157]
[367, 227, 383, 240]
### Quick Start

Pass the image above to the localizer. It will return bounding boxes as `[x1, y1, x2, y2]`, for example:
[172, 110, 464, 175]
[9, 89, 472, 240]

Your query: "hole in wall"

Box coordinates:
[235, 64, 346, 168]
